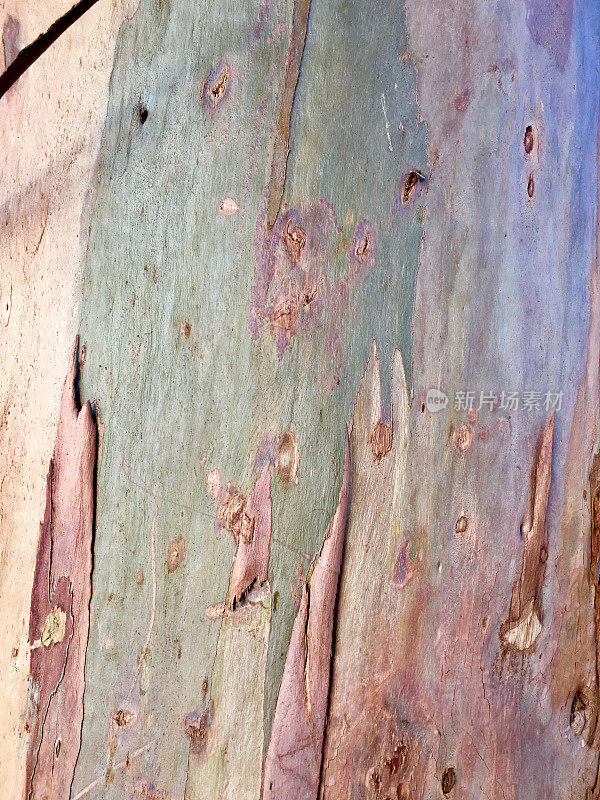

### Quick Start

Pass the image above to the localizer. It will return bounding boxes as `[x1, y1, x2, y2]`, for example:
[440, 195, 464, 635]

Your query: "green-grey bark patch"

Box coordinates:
[72, 0, 424, 794]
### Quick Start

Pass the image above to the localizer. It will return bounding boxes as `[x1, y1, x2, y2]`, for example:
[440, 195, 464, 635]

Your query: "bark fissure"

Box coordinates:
[265, 0, 311, 231]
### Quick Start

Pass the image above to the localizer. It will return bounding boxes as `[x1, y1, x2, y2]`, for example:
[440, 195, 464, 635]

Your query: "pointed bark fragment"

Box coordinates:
[25, 342, 97, 800]
[262, 429, 350, 800]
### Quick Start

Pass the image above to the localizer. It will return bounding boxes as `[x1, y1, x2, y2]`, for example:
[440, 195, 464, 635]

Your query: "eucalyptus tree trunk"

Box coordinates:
[1, 0, 600, 799]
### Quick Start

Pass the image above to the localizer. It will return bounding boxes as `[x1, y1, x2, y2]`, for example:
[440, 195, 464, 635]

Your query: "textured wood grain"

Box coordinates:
[184, 587, 272, 800]
[321, 344, 413, 799]
[71, 0, 424, 795]
[320, 1, 600, 797]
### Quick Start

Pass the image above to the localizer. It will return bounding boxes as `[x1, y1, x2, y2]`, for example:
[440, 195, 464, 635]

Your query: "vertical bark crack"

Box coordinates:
[265, 0, 311, 231]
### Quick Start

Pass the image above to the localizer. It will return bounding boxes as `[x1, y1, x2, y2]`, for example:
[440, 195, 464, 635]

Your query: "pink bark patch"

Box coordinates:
[392, 539, 414, 590]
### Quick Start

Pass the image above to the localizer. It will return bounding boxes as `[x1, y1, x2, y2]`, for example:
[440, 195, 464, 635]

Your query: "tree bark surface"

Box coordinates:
[1, 0, 599, 799]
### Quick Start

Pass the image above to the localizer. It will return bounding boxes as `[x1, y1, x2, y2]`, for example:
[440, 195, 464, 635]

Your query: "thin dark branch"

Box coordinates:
[0, 0, 102, 101]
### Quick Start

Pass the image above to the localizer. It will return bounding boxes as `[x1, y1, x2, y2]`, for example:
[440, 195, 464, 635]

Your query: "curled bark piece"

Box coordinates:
[25, 341, 97, 800]
[262, 429, 350, 800]
[228, 464, 272, 608]
[501, 413, 554, 652]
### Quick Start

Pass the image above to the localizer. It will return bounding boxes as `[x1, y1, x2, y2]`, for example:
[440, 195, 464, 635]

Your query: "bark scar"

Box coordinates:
[227, 465, 272, 608]
[501, 413, 554, 653]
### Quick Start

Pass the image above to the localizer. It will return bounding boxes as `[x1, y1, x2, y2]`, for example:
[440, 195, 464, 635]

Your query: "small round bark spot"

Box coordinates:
[455, 515, 468, 533]
[275, 430, 299, 484]
[202, 59, 233, 115]
[442, 766, 456, 794]
[209, 66, 230, 105]
[180, 319, 191, 339]
[167, 536, 185, 573]
[219, 197, 239, 217]
[355, 229, 374, 264]
[453, 424, 474, 453]
[527, 173, 535, 198]
[369, 420, 393, 461]
[283, 219, 306, 264]
[113, 709, 135, 729]
[401, 170, 424, 204]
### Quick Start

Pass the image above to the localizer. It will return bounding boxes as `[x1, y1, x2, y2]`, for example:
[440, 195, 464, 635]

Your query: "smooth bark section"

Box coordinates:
[25, 343, 97, 800]
[263, 429, 350, 800]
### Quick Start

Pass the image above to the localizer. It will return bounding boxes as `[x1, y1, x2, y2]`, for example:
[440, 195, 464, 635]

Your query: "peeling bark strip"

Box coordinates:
[262, 430, 350, 800]
[0, 0, 102, 100]
[26, 342, 96, 800]
[501, 413, 554, 652]
[265, 0, 311, 230]
[228, 465, 272, 608]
